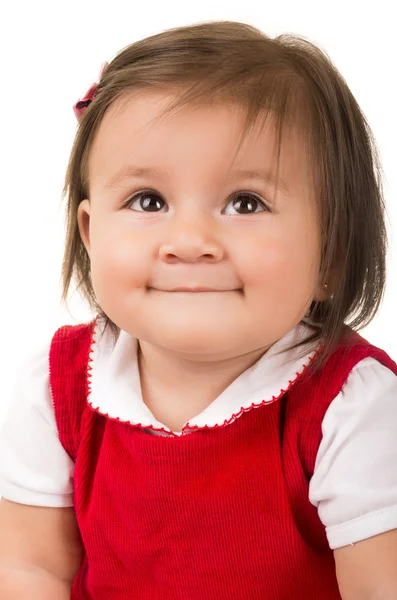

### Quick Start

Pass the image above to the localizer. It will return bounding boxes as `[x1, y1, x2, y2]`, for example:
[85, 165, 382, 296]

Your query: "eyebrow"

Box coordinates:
[105, 165, 289, 194]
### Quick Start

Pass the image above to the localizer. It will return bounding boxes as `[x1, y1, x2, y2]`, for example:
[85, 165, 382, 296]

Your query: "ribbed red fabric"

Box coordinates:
[49, 321, 397, 599]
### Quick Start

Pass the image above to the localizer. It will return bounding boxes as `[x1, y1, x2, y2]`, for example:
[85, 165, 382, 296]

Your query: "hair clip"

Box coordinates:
[73, 61, 109, 122]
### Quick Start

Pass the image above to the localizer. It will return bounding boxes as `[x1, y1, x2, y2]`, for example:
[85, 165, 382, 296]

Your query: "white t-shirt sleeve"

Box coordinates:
[0, 338, 75, 507]
[309, 357, 397, 549]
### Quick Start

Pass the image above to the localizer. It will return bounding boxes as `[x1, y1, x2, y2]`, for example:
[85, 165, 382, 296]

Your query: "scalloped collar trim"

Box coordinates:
[87, 318, 319, 436]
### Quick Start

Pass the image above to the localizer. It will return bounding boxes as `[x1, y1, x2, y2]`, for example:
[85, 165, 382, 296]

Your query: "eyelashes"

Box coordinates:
[123, 190, 272, 215]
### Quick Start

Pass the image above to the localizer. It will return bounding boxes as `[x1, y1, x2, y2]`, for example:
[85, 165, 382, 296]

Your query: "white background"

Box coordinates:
[0, 0, 395, 424]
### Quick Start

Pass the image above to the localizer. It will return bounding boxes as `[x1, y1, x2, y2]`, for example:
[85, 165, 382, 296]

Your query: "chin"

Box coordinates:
[149, 326, 239, 359]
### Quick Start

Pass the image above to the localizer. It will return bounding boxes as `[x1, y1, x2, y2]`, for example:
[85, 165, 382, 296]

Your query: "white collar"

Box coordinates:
[87, 318, 318, 436]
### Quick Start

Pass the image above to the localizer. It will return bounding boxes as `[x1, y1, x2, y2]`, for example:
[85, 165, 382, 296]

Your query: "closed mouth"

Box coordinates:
[152, 288, 235, 292]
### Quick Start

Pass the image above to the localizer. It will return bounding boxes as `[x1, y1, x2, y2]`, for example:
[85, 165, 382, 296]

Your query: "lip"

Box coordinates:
[155, 287, 231, 292]
[150, 286, 238, 294]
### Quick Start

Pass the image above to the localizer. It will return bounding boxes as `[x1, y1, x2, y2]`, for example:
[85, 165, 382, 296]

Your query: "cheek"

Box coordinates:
[89, 224, 149, 298]
[240, 220, 320, 296]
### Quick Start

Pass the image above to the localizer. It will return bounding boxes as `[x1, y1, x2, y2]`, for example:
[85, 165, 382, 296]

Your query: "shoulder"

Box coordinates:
[49, 319, 97, 397]
[300, 326, 397, 396]
[50, 319, 96, 359]
[319, 355, 397, 448]
[292, 328, 397, 446]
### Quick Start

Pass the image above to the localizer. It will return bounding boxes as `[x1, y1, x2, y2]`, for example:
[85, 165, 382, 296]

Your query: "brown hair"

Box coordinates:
[61, 20, 387, 370]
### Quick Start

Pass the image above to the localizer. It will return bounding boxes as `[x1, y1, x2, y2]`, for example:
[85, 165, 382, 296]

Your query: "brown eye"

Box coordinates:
[124, 190, 270, 214]
[125, 191, 166, 212]
[224, 193, 269, 215]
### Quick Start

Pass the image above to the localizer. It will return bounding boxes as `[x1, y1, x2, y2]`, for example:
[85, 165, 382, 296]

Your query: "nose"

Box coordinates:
[158, 214, 224, 264]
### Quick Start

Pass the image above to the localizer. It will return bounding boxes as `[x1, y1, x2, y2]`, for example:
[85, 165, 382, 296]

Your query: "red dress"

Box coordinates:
[49, 321, 397, 599]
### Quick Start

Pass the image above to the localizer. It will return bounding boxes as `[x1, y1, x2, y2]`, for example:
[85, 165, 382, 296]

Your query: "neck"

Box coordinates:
[137, 341, 269, 432]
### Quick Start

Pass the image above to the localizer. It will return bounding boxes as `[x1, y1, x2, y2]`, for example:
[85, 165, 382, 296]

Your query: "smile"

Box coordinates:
[151, 287, 237, 293]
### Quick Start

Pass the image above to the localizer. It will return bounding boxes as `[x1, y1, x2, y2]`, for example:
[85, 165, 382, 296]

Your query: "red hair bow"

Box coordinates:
[73, 62, 109, 122]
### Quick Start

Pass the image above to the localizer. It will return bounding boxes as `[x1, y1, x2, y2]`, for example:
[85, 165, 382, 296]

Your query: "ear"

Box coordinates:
[77, 199, 91, 257]
[313, 280, 333, 302]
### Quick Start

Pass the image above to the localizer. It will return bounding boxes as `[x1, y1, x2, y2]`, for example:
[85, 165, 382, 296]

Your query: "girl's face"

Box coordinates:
[78, 91, 326, 360]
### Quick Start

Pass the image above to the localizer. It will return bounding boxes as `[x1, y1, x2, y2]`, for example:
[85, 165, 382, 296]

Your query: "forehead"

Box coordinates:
[88, 90, 310, 192]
